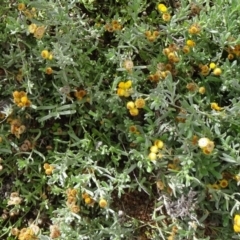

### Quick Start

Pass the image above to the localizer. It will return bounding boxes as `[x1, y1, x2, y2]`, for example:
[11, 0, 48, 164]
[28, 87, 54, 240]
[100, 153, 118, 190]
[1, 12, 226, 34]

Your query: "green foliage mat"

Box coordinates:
[1, 0, 240, 239]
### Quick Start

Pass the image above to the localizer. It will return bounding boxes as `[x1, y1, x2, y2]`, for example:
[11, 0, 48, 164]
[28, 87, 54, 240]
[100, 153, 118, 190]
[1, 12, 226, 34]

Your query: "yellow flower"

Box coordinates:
[99, 198, 107, 208]
[18, 228, 38, 240]
[150, 145, 158, 153]
[44, 163, 54, 175]
[126, 101, 135, 110]
[234, 175, 240, 182]
[124, 80, 132, 89]
[158, 4, 168, 13]
[21, 96, 28, 104]
[219, 179, 228, 188]
[85, 197, 93, 205]
[200, 64, 209, 73]
[198, 86, 206, 94]
[201, 139, 214, 155]
[34, 26, 45, 39]
[162, 13, 171, 22]
[135, 98, 145, 109]
[188, 24, 201, 34]
[228, 53, 234, 60]
[186, 82, 198, 92]
[211, 183, 220, 190]
[186, 40, 196, 47]
[28, 23, 37, 33]
[129, 108, 139, 116]
[234, 215, 240, 233]
[154, 140, 164, 149]
[209, 62, 216, 69]
[129, 125, 137, 133]
[45, 67, 53, 75]
[167, 52, 176, 61]
[198, 137, 210, 148]
[18, 3, 26, 11]
[41, 50, 49, 59]
[74, 90, 87, 100]
[117, 88, 125, 96]
[213, 67, 222, 76]
[211, 102, 222, 111]
[182, 45, 190, 54]
[148, 152, 157, 161]
[48, 53, 53, 60]
[118, 81, 125, 89]
[205, 140, 214, 152]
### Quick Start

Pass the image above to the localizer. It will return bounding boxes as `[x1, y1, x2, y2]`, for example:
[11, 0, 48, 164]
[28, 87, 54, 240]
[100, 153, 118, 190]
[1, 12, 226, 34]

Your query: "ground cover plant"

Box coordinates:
[1, 0, 240, 239]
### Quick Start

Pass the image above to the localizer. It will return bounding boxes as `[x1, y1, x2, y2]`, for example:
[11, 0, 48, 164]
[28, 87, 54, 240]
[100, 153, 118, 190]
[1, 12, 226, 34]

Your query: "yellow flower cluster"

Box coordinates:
[28, 24, 45, 39]
[82, 192, 95, 206]
[117, 80, 133, 97]
[74, 89, 87, 100]
[186, 83, 205, 95]
[145, 30, 159, 42]
[199, 64, 209, 76]
[13, 91, 31, 108]
[41, 50, 53, 60]
[158, 4, 171, 22]
[199, 63, 222, 76]
[211, 102, 223, 111]
[209, 62, 222, 75]
[148, 70, 170, 82]
[18, 227, 38, 240]
[148, 62, 174, 83]
[43, 163, 54, 175]
[163, 44, 180, 63]
[226, 42, 240, 60]
[126, 98, 145, 116]
[207, 179, 229, 190]
[49, 225, 61, 239]
[198, 137, 215, 155]
[66, 188, 80, 213]
[188, 23, 201, 35]
[148, 140, 164, 161]
[7, 192, 22, 206]
[234, 214, 240, 233]
[18, 3, 37, 19]
[105, 20, 122, 32]
[9, 119, 26, 139]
